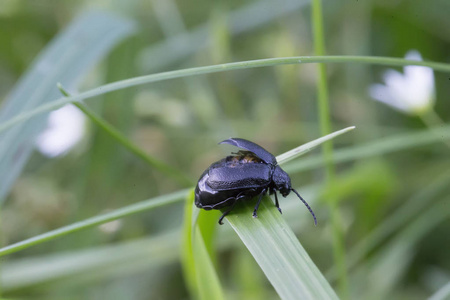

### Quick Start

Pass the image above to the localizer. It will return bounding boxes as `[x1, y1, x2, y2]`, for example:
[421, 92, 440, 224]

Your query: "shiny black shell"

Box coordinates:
[195, 138, 290, 210]
[194, 138, 317, 225]
[195, 154, 273, 210]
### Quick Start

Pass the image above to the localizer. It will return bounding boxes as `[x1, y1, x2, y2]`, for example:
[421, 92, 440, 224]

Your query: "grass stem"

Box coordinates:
[311, 0, 349, 298]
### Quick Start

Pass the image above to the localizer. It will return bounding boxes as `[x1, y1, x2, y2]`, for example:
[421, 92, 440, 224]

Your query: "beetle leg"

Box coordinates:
[252, 188, 267, 218]
[218, 199, 238, 225]
[273, 192, 282, 214]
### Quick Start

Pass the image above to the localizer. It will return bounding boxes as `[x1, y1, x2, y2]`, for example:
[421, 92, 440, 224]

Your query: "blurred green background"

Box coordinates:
[0, 0, 449, 299]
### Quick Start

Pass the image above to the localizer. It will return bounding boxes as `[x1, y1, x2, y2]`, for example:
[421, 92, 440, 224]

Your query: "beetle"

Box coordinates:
[194, 138, 317, 225]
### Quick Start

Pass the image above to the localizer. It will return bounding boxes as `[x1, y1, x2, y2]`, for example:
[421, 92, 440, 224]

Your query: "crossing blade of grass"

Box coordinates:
[1, 231, 180, 292]
[351, 198, 450, 298]
[192, 224, 225, 300]
[1, 56, 449, 136]
[0, 189, 189, 257]
[326, 169, 450, 282]
[181, 191, 198, 298]
[182, 190, 225, 300]
[58, 84, 192, 187]
[284, 124, 450, 174]
[0, 11, 134, 202]
[0, 186, 320, 291]
[277, 126, 355, 164]
[429, 282, 450, 300]
[140, 0, 310, 71]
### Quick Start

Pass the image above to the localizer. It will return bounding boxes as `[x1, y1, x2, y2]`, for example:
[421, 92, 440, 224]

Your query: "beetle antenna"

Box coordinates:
[291, 189, 317, 226]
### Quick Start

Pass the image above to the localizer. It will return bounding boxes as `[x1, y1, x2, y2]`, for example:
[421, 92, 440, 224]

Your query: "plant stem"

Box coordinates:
[0, 189, 190, 257]
[58, 84, 193, 187]
[419, 109, 450, 148]
[311, 0, 349, 298]
[1, 55, 450, 134]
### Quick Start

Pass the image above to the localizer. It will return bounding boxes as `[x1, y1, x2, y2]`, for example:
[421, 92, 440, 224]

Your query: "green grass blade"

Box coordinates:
[223, 132, 353, 300]
[352, 199, 450, 298]
[58, 84, 193, 187]
[226, 199, 339, 300]
[1, 56, 449, 135]
[277, 126, 355, 164]
[140, 0, 310, 71]
[182, 190, 225, 300]
[1, 231, 180, 292]
[0, 11, 134, 202]
[284, 124, 450, 174]
[0, 189, 189, 257]
[0, 185, 320, 291]
[429, 282, 450, 300]
[181, 191, 198, 298]
[326, 169, 450, 281]
[193, 224, 225, 300]
[311, 0, 348, 295]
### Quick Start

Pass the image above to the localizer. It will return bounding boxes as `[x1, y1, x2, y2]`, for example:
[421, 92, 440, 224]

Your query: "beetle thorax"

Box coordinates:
[272, 166, 291, 197]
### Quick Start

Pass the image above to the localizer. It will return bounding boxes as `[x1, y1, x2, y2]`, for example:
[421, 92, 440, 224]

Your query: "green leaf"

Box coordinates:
[0, 11, 135, 202]
[428, 282, 450, 300]
[351, 199, 450, 298]
[226, 199, 338, 300]
[0, 189, 189, 257]
[181, 191, 198, 298]
[222, 130, 354, 300]
[181, 190, 225, 300]
[58, 84, 193, 187]
[284, 124, 450, 174]
[1, 231, 180, 292]
[1, 56, 449, 136]
[193, 224, 225, 300]
[326, 169, 450, 281]
[277, 126, 355, 165]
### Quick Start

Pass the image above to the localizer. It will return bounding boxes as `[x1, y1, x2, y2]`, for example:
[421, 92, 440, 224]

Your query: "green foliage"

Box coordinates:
[1, 1, 450, 299]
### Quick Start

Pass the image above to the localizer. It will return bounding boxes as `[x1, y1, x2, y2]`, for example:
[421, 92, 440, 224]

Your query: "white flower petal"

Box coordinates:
[405, 50, 422, 61]
[36, 104, 86, 157]
[369, 50, 435, 115]
[369, 84, 410, 112]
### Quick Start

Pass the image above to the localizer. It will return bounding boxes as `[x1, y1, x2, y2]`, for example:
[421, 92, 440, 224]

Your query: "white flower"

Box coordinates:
[99, 219, 122, 234]
[369, 50, 435, 115]
[36, 104, 86, 157]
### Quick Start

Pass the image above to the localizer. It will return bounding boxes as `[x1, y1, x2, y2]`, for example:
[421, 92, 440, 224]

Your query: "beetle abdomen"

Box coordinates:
[207, 162, 271, 191]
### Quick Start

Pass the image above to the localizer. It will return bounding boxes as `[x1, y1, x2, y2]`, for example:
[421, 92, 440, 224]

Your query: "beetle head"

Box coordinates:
[272, 166, 291, 197]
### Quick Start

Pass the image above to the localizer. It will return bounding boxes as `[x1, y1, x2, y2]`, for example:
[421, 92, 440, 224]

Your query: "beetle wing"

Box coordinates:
[207, 162, 271, 191]
[219, 138, 277, 165]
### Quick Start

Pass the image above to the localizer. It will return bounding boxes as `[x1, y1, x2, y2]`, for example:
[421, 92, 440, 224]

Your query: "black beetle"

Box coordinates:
[195, 138, 317, 225]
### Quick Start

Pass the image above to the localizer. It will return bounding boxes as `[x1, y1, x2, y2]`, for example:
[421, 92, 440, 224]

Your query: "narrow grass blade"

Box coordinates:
[1, 56, 449, 136]
[352, 199, 450, 298]
[429, 282, 450, 300]
[276, 126, 355, 164]
[285, 124, 450, 174]
[0, 11, 134, 202]
[0, 185, 320, 291]
[140, 0, 310, 71]
[223, 131, 352, 299]
[182, 191, 225, 300]
[1, 231, 180, 292]
[326, 169, 450, 281]
[193, 225, 225, 300]
[0, 189, 189, 257]
[226, 199, 339, 300]
[58, 84, 192, 187]
[181, 191, 198, 298]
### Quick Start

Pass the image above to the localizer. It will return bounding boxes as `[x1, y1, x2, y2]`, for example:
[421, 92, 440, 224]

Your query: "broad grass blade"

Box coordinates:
[0, 11, 134, 202]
